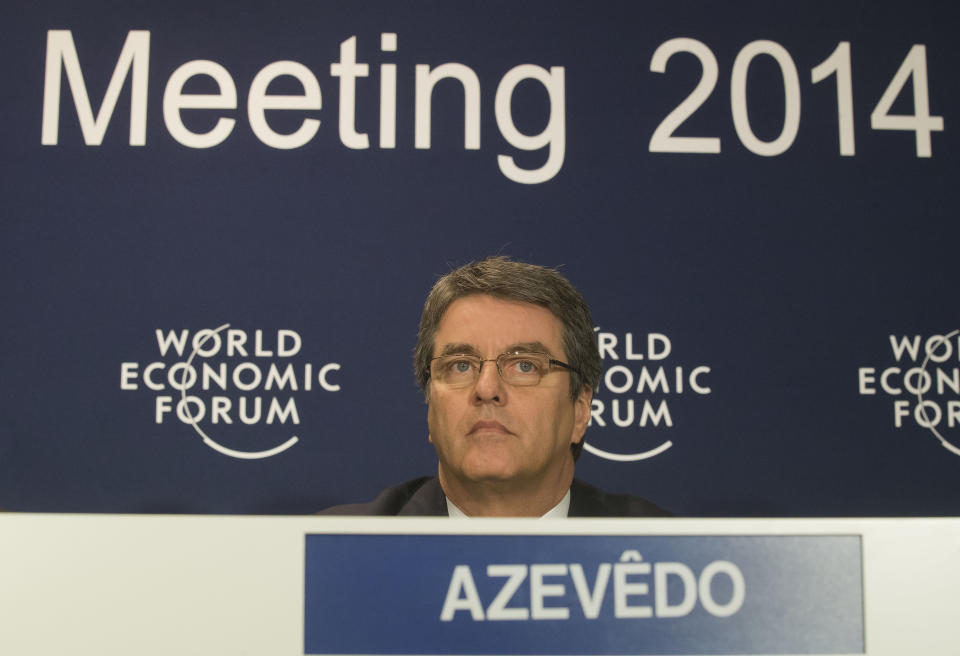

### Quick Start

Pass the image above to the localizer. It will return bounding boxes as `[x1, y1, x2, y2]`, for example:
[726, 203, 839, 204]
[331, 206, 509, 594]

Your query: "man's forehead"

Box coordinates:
[433, 295, 564, 354]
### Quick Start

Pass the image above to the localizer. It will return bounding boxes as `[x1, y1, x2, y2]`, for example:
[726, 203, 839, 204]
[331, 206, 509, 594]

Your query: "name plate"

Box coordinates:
[304, 534, 863, 655]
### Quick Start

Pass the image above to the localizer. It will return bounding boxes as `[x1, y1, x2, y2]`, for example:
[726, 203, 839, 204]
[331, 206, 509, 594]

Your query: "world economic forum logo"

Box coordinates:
[120, 323, 341, 459]
[858, 330, 960, 457]
[584, 329, 712, 462]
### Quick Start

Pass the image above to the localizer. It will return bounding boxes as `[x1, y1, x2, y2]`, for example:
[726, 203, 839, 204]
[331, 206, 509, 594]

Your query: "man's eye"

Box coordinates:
[448, 359, 475, 374]
[509, 358, 541, 374]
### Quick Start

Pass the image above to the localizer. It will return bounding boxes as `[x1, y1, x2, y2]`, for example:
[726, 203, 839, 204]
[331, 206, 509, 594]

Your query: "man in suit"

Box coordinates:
[323, 257, 668, 517]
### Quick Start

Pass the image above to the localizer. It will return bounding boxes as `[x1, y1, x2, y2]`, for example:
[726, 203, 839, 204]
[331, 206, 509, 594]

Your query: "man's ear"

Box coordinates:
[571, 384, 592, 444]
[426, 387, 433, 444]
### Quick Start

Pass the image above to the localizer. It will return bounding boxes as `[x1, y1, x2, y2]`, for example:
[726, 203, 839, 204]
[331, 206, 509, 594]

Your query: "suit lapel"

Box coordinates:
[397, 477, 448, 516]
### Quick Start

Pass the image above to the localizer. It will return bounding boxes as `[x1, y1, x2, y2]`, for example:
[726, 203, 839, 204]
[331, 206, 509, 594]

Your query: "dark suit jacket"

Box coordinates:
[319, 477, 671, 517]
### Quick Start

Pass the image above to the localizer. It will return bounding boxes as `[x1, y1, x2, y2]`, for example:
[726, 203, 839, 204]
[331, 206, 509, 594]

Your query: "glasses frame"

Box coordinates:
[428, 351, 581, 388]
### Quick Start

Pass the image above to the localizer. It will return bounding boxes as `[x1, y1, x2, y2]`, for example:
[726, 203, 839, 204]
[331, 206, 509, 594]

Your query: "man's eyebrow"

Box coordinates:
[437, 343, 481, 357]
[504, 341, 553, 355]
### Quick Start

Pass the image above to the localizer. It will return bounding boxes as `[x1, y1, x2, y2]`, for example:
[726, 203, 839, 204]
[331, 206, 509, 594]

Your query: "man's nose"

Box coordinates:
[473, 360, 504, 403]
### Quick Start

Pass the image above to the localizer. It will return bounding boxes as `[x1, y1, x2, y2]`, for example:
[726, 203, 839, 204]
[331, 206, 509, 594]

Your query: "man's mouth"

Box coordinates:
[468, 420, 512, 435]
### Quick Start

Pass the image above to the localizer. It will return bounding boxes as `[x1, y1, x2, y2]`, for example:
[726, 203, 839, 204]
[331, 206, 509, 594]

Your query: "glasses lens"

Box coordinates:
[434, 355, 480, 387]
[498, 353, 549, 386]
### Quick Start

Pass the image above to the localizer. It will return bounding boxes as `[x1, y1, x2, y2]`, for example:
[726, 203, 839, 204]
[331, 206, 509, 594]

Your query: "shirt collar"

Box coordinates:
[446, 488, 571, 518]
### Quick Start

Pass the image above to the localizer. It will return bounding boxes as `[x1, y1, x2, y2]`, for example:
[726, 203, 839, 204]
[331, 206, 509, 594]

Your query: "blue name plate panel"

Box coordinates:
[304, 534, 864, 655]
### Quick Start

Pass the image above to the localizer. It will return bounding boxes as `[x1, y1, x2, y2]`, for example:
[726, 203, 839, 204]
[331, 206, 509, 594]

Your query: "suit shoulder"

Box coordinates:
[569, 479, 673, 517]
[318, 477, 439, 516]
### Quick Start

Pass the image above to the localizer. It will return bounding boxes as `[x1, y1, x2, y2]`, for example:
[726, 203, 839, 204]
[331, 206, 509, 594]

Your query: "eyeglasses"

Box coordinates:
[429, 352, 579, 388]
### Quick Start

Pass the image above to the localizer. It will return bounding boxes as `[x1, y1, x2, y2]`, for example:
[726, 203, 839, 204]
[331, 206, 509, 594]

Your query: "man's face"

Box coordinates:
[427, 294, 591, 488]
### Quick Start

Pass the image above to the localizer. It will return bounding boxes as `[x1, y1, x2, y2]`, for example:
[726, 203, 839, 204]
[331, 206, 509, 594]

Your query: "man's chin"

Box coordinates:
[457, 452, 522, 484]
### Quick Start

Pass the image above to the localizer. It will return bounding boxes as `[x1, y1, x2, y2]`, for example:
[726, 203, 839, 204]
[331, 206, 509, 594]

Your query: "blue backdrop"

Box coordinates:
[1, 0, 957, 515]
